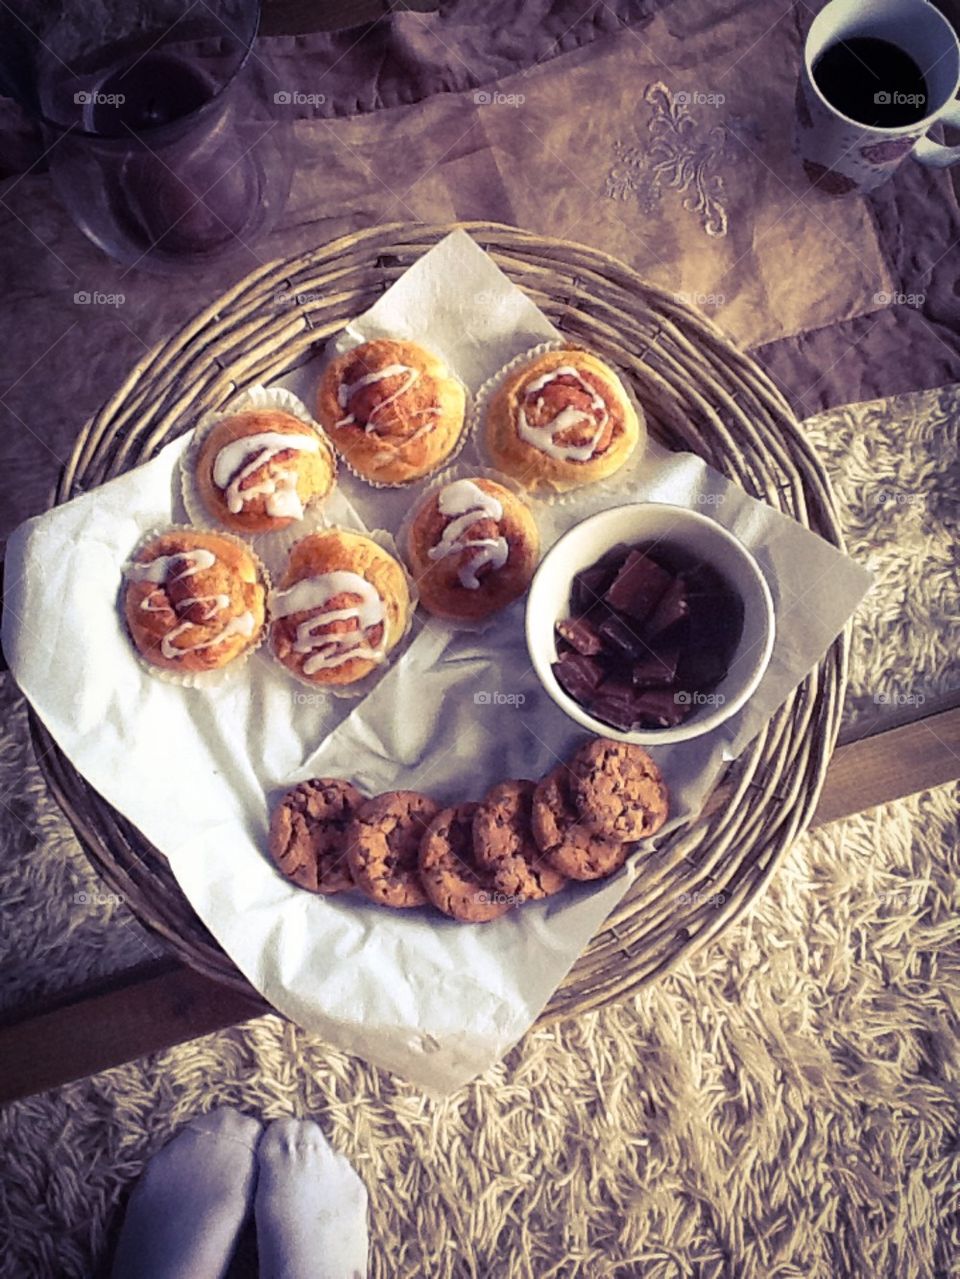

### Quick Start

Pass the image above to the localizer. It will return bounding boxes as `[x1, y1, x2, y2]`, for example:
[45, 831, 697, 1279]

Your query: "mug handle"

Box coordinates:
[914, 99, 960, 167]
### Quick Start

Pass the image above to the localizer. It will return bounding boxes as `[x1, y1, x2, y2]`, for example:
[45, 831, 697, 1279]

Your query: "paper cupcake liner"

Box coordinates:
[266, 525, 419, 701]
[180, 384, 339, 554]
[472, 340, 649, 508]
[119, 524, 272, 690]
[395, 464, 543, 635]
[314, 337, 473, 490]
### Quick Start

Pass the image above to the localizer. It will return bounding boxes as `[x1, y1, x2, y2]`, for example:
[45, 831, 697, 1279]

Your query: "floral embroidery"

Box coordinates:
[604, 83, 758, 238]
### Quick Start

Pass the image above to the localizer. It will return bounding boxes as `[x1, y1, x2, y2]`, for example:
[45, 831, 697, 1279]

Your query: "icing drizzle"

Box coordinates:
[517, 366, 610, 462]
[124, 547, 254, 661]
[211, 430, 320, 520]
[140, 592, 229, 620]
[125, 549, 215, 583]
[334, 362, 441, 437]
[426, 480, 509, 590]
[159, 612, 255, 660]
[271, 571, 387, 674]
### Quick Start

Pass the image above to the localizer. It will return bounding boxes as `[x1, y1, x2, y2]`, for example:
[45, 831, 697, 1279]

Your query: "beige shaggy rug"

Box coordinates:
[0, 385, 958, 1279]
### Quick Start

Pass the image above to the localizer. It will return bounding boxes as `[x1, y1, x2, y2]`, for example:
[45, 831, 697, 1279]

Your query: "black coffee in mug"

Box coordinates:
[813, 36, 929, 127]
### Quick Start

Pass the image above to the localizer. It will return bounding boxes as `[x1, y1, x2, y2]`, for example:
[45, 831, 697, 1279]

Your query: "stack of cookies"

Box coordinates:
[267, 739, 669, 924]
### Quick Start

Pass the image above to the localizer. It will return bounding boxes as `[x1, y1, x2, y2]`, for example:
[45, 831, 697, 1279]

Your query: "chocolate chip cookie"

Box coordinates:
[268, 778, 363, 894]
[418, 803, 513, 923]
[473, 779, 567, 901]
[346, 790, 439, 909]
[569, 738, 669, 842]
[531, 767, 630, 881]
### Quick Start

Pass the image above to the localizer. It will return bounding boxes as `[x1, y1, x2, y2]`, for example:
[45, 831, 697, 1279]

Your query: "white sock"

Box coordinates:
[111, 1106, 261, 1279]
[255, 1117, 369, 1279]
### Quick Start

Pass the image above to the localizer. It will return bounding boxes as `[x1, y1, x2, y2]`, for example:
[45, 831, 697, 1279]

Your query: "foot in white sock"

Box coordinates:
[255, 1117, 368, 1279]
[111, 1105, 261, 1279]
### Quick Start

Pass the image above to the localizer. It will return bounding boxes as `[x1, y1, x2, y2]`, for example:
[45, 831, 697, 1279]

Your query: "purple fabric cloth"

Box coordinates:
[250, 1, 657, 116]
[755, 157, 960, 415]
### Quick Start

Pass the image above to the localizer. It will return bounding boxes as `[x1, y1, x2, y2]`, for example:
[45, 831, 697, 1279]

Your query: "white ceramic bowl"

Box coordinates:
[525, 502, 776, 746]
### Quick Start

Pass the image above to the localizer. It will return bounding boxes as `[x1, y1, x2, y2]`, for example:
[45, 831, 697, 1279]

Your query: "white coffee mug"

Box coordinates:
[795, 0, 960, 194]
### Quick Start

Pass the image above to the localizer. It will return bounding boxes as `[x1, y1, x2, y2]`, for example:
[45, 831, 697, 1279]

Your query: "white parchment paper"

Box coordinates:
[2, 231, 872, 1092]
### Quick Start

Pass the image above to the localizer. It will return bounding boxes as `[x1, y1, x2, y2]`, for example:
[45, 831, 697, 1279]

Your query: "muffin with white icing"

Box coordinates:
[483, 347, 643, 494]
[316, 339, 466, 486]
[194, 408, 335, 534]
[269, 530, 410, 687]
[406, 476, 539, 622]
[122, 528, 266, 673]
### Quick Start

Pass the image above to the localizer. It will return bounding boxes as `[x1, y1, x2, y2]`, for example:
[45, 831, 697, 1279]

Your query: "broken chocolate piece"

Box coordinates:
[632, 645, 679, 688]
[588, 670, 639, 731]
[553, 653, 603, 702]
[597, 613, 646, 660]
[556, 616, 603, 656]
[553, 537, 745, 732]
[590, 695, 638, 732]
[632, 687, 690, 728]
[572, 564, 618, 613]
[647, 577, 689, 638]
[604, 550, 672, 622]
[596, 543, 633, 571]
[596, 674, 634, 701]
[682, 589, 744, 684]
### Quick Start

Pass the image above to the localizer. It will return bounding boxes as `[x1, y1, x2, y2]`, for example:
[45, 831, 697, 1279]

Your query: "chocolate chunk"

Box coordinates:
[635, 541, 691, 576]
[596, 674, 635, 701]
[604, 550, 672, 622]
[572, 564, 618, 613]
[597, 613, 646, 660]
[632, 645, 679, 688]
[596, 543, 633, 571]
[632, 687, 690, 728]
[602, 658, 637, 691]
[553, 653, 603, 702]
[647, 577, 689, 638]
[556, 616, 603, 656]
[682, 587, 744, 683]
[588, 671, 639, 730]
[590, 695, 637, 732]
[556, 540, 745, 732]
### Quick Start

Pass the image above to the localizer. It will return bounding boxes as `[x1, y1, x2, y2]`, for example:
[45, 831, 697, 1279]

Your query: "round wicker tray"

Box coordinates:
[29, 221, 847, 1026]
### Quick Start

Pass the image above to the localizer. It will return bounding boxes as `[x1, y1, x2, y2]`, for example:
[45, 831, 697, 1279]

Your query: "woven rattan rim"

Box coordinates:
[28, 220, 847, 1027]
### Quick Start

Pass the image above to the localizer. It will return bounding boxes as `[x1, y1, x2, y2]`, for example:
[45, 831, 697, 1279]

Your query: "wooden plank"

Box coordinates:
[1, 704, 957, 1105]
[0, 964, 267, 1104]
[812, 704, 960, 827]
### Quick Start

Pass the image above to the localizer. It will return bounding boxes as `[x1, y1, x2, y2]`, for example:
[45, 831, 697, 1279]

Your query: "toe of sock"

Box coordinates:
[260, 1116, 333, 1162]
[189, 1105, 263, 1151]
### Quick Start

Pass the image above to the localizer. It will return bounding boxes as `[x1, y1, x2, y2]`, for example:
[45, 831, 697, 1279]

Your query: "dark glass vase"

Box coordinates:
[2, 0, 292, 273]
